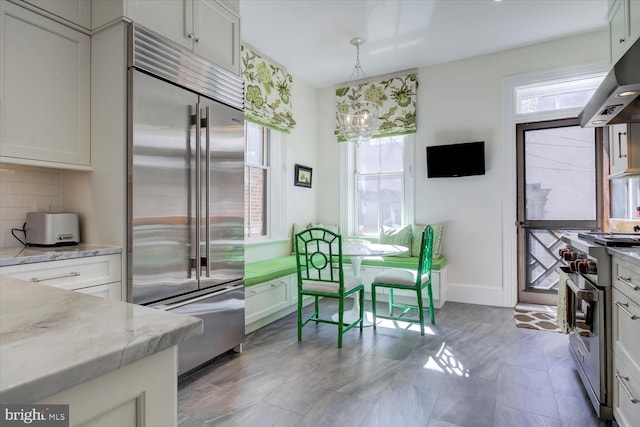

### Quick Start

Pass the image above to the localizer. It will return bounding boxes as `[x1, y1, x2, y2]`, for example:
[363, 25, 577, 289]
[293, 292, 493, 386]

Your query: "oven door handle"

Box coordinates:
[566, 278, 599, 302]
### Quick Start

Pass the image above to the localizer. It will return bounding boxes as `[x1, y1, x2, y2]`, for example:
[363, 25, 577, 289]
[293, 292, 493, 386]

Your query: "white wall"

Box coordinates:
[315, 30, 609, 307]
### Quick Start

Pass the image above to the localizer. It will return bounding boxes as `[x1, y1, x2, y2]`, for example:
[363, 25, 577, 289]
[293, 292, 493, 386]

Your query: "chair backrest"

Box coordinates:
[417, 225, 434, 281]
[295, 227, 345, 292]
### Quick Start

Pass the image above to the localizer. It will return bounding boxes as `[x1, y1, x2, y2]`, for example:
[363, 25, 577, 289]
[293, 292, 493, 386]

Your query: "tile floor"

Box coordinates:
[178, 300, 614, 427]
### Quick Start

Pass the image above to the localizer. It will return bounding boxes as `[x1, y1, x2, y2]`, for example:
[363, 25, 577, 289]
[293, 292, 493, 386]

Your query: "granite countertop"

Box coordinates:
[0, 276, 203, 403]
[607, 246, 640, 264]
[0, 244, 122, 267]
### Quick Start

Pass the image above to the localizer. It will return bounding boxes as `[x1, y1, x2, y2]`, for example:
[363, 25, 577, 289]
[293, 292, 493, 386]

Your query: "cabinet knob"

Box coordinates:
[620, 38, 626, 44]
[187, 33, 194, 39]
[194, 37, 200, 43]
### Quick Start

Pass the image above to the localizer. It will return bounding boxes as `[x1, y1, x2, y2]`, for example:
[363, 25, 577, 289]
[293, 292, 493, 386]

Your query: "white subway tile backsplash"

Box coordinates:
[0, 164, 63, 249]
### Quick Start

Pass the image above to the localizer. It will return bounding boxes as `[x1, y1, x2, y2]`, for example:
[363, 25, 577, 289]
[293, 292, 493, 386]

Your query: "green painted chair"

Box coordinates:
[294, 227, 365, 348]
[371, 225, 435, 335]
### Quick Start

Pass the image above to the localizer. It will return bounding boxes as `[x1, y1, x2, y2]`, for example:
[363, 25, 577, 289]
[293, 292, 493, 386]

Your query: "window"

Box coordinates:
[515, 74, 604, 115]
[349, 135, 413, 236]
[244, 122, 269, 238]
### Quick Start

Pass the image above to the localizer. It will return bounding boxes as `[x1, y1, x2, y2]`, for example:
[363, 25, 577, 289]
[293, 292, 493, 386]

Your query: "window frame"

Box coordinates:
[244, 123, 287, 242]
[340, 134, 415, 238]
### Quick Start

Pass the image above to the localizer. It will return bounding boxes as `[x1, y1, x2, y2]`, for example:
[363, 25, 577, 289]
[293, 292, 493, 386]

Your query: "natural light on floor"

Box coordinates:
[424, 343, 470, 377]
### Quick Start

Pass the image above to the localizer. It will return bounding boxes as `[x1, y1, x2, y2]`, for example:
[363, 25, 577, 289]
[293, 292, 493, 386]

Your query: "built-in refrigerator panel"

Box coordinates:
[198, 97, 245, 290]
[131, 70, 199, 305]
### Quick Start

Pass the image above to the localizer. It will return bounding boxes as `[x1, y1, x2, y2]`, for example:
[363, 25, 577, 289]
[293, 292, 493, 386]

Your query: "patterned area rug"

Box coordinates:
[514, 303, 561, 333]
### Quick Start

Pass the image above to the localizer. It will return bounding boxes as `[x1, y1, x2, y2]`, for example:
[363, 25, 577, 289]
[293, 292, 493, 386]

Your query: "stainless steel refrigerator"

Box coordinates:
[127, 24, 245, 375]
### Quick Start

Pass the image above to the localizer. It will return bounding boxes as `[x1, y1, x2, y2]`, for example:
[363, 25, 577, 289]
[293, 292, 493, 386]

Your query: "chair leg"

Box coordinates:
[338, 297, 344, 348]
[371, 284, 378, 330]
[359, 289, 364, 331]
[297, 294, 303, 342]
[389, 288, 395, 316]
[416, 288, 425, 336]
[426, 282, 436, 324]
[314, 296, 319, 324]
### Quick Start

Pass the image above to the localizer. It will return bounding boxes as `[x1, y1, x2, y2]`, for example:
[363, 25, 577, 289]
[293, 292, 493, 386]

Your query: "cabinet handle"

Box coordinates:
[616, 374, 639, 404]
[31, 271, 80, 282]
[617, 275, 639, 291]
[618, 132, 627, 158]
[616, 301, 639, 320]
[620, 38, 626, 44]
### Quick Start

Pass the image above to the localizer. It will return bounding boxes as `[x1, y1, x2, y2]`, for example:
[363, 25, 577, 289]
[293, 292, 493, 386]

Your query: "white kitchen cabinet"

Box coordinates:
[608, 0, 640, 63]
[38, 347, 178, 427]
[245, 276, 291, 325]
[0, 1, 91, 169]
[108, 0, 240, 74]
[20, 0, 91, 30]
[611, 255, 640, 427]
[1, 254, 122, 300]
[609, 123, 640, 178]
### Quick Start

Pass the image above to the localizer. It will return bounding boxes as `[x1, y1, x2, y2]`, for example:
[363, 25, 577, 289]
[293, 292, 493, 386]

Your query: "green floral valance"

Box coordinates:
[241, 45, 296, 134]
[335, 73, 417, 142]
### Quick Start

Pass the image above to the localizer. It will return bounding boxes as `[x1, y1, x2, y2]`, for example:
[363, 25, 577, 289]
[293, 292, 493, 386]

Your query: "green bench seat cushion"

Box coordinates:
[345, 255, 447, 270]
[245, 255, 447, 287]
[245, 255, 298, 287]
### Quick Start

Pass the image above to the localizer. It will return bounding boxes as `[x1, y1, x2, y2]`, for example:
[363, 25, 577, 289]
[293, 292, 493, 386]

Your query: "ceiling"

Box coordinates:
[239, 0, 609, 88]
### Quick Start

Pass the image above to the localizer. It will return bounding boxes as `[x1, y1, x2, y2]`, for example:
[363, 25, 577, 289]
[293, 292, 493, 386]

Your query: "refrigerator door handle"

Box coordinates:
[204, 105, 211, 278]
[195, 104, 202, 279]
[154, 282, 243, 311]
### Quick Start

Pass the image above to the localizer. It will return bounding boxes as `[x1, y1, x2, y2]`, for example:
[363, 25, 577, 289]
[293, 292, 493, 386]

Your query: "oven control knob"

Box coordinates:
[563, 251, 576, 261]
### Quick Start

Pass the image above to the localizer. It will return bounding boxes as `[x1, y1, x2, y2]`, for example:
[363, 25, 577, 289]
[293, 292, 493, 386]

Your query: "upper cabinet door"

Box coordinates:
[21, 0, 91, 30]
[0, 1, 91, 168]
[609, 0, 629, 63]
[193, 0, 240, 74]
[125, 0, 192, 51]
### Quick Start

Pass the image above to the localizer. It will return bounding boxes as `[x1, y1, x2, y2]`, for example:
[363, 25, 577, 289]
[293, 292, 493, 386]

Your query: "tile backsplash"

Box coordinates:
[0, 164, 63, 248]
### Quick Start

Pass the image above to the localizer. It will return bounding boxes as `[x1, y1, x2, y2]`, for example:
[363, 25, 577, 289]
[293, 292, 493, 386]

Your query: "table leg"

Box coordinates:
[332, 256, 372, 326]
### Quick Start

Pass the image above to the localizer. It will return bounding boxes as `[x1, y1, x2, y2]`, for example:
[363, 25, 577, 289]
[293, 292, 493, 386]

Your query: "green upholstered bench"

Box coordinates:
[244, 255, 447, 286]
[244, 255, 298, 287]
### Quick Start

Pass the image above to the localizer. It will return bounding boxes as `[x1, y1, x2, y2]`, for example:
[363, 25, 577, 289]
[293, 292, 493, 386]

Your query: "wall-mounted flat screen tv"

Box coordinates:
[426, 141, 485, 178]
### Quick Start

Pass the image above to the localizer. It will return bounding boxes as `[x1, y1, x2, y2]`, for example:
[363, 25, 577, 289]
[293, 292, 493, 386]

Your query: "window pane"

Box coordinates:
[524, 126, 595, 220]
[246, 122, 264, 166]
[245, 166, 267, 237]
[356, 140, 380, 173]
[379, 174, 403, 227]
[379, 136, 404, 173]
[356, 174, 403, 234]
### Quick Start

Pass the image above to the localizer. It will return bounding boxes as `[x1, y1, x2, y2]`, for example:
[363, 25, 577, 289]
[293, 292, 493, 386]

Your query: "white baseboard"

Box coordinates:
[446, 283, 508, 307]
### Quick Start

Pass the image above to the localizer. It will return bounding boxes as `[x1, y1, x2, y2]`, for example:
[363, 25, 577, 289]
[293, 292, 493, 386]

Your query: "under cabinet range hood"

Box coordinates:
[579, 38, 640, 128]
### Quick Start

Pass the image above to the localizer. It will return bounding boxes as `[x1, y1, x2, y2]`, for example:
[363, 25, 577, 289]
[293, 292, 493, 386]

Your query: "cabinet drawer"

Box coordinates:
[1, 254, 121, 291]
[613, 288, 640, 369]
[245, 278, 289, 324]
[613, 257, 640, 305]
[613, 354, 640, 427]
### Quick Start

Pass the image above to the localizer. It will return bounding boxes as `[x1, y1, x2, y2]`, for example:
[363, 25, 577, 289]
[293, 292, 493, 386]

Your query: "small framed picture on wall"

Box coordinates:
[294, 164, 312, 188]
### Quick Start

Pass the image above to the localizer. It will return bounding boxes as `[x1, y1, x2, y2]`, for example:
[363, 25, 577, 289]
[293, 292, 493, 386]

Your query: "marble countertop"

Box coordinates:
[0, 276, 203, 403]
[0, 244, 122, 267]
[607, 246, 640, 264]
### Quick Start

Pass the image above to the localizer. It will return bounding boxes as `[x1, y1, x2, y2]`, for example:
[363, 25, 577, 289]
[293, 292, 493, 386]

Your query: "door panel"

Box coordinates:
[517, 118, 602, 305]
[199, 97, 245, 289]
[131, 71, 199, 304]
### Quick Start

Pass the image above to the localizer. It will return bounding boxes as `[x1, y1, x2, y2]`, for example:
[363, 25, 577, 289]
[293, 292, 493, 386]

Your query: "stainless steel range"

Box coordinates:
[560, 232, 615, 420]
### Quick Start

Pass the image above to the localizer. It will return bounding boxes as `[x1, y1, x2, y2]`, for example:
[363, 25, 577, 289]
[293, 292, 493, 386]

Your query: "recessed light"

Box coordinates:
[591, 120, 606, 126]
[617, 90, 640, 97]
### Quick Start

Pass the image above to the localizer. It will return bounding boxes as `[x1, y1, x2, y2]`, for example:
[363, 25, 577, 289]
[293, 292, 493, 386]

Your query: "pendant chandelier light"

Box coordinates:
[337, 37, 381, 144]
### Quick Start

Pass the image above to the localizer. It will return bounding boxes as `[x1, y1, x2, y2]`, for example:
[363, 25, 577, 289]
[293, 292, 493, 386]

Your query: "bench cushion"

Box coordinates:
[245, 255, 298, 287]
[245, 255, 447, 287]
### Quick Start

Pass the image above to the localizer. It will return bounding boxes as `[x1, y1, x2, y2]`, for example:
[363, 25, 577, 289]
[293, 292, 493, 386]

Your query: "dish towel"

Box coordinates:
[556, 267, 569, 333]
